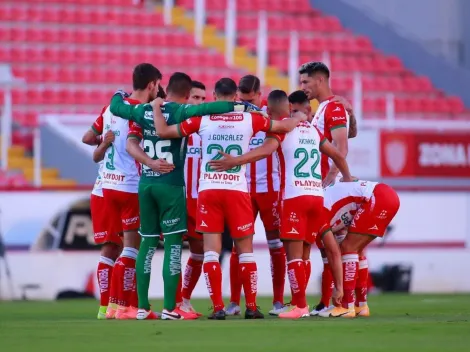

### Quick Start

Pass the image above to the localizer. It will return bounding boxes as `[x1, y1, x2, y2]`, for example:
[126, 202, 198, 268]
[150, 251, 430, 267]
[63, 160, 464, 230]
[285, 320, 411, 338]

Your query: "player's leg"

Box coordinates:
[134, 183, 160, 320]
[180, 236, 204, 315]
[113, 191, 140, 319]
[156, 184, 197, 320]
[197, 190, 226, 320]
[259, 192, 287, 315]
[355, 249, 369, 316]
[302, 241, 311, 287]
[228, 191, 263, 319]
[312, 239, 335, 315]
[91, 194, 121, 319]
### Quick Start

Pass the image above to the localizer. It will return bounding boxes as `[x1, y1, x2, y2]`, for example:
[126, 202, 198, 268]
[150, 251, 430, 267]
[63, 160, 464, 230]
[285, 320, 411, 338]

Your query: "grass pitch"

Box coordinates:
[0, 294, 469, 352]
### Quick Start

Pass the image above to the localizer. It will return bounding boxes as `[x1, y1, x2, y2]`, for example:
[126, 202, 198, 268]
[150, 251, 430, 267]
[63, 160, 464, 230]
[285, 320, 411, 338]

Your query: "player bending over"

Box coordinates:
[225, 75, 287, 316]
[110, 73, 258, 320]
[319, 180, 400, 318]
[209, 90, 352, 319]
[152, 78, 307, 320]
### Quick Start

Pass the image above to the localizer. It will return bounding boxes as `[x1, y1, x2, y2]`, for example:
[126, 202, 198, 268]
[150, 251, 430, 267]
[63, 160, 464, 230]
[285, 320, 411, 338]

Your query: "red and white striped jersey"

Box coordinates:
[311, 97, 349, 179]
[269, 120, 326, 200]
[184, 134, 202, 199]
[323, 180, 378, 233]
[179, 112, 273, 193]
[102, 98, 141, 193]
[91, 107, 106, 197]
[246, 101, 280, 194]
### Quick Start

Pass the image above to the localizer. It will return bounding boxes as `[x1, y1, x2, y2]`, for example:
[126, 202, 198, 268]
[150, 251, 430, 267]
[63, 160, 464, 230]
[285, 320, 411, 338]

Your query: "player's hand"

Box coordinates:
[331, 95, 353, 113]
[150, 97, 165, 108]
[292, 111, 308, 122]
[157, 84, 166, 99]
[332, 288, 344, 307]
[113, 89, 130, 99]
[208, 151, 236, 172]
[339, 175, 357, 182]
[103, 130, 115, 146]
[149, 159, 175, 173]
[322, 171, 338, 187]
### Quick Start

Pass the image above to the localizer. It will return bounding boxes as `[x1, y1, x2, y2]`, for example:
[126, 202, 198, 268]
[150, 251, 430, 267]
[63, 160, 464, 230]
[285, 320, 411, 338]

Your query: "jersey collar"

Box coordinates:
[124, 97, 142, 104]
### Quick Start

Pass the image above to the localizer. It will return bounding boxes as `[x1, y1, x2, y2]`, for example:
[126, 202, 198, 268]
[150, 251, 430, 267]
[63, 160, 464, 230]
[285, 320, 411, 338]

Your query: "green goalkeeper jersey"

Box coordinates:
[109, 95, 242, 186]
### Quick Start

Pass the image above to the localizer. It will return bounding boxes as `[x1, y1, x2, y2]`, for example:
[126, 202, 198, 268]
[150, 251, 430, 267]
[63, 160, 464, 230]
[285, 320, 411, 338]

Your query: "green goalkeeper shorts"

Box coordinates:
[138, 182, 187, 237]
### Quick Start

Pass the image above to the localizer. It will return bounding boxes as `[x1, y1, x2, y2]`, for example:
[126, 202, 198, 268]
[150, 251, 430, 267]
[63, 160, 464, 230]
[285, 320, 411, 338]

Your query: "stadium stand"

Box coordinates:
[0, 0, 468, 186]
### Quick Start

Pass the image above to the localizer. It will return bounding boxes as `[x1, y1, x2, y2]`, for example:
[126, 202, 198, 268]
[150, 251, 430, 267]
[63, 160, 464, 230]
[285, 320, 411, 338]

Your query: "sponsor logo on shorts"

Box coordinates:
[377, 210, 388, 219]
[287, 227, 299, 235]
[200, 220, 208, 227]
[163, 218, 180, 226]
[368, 224, 379, 231]
[289, 212, 299, 223]
[237, 222, 253, 232]
[123, 216, 139, 225]
[94, 231, 107, 239]
[199, 205, 208, 214]
[210, 114, 244, 122]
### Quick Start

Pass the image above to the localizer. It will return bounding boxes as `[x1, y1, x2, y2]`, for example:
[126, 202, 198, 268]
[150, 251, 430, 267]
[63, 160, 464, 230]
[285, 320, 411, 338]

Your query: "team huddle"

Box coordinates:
[82, 61, 400, 320]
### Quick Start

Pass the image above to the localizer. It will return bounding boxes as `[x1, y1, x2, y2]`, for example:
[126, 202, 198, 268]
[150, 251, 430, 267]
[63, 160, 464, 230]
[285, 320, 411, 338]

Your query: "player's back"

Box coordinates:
[102, 103, 140, 192]
[277, 121, 323, 200]
[184, 133, 201, 198]
[324, 180, 378, 232]
[198, 112, 256, 193]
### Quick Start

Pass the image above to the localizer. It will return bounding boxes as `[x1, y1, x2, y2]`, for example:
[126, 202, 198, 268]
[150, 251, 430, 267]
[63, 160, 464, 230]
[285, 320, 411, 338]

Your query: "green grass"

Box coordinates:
[0, 295, 469, 352]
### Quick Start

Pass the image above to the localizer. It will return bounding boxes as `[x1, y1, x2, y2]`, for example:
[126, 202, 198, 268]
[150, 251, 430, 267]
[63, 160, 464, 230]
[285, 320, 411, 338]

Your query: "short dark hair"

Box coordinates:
[288, 90, 309, 105]
[267, 90, 288, 105]
[132, 63, 162, 90]
[298, 61, 330, 79]
[215, 78, 237, 97]
[167, 72, 193, 97]
[157, 84, 166, 99]
[191, 81, 206, 91]
[238, 75, 260, 94]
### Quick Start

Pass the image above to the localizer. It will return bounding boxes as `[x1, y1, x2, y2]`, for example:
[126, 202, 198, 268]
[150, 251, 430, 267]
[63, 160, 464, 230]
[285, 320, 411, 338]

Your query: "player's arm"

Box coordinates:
[151, 98, 180, 138]
[126, 122, 175, 173]
[179, 101, 250, 121]
[322, 232, 343, 306]
[331, 95, 357, 138]
[92, 130, 114, 163]
[209, 137, 280, 172]
[82, 108, 106, 145]
[319, 138, 353, 182]
[109, 93, 150, 124]
[269, 111, 308, 133]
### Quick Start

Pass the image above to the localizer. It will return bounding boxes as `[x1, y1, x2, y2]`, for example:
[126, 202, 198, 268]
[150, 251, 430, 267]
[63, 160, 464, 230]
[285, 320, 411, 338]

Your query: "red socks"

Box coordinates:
[268, 240, 286, 304]
[182, 253, 204, 300]
[287, 260, 307, 309]
[175, 274, 183, 305]
[97, 256, 114, 306]
[229, 247, 242, 305]
[304, 259, 311, 286]
[320, 259, 334, 307]
[356, 255, 369, 306]
[203, 251, 224, 312]
[342, 252, 359, 309]
[111, 247, 138, 307]
[239, 253, 258, 310]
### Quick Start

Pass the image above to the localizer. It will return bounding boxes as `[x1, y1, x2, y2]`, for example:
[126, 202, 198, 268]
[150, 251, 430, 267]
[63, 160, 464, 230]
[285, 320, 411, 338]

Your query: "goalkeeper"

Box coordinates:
[110, 72, 256, 320]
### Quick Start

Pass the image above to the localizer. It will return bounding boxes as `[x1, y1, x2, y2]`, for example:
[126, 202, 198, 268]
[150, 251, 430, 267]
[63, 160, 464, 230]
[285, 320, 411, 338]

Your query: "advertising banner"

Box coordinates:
[380, 131, 470, 177]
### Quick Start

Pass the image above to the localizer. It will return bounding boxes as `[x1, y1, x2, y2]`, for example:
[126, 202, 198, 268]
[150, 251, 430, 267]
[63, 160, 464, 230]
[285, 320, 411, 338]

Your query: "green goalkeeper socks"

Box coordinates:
[163, 234, 183, 311]
[136, 236, 159, 310]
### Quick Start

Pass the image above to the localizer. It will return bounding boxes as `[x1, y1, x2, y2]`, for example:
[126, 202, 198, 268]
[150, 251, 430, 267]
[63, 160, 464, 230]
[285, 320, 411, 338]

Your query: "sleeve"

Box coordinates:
[178, 117, 203, 137]
[251, 113, 272, 134]
[314, 126, 328, 145]
[91, 106, 107, 135]
[180, 101, 238, 122]
[109, 94, 151, 125]
[325, 102, 347, 131]
[266, 132, 285, 144]
[127, 121, 143, 141]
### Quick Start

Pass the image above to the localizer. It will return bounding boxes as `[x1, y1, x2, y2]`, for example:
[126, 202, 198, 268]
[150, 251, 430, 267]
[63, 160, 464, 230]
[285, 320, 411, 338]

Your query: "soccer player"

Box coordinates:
[299, 62, 360, 315]
[101, 63, 162, 320]
[152, 78, 307, 320]
[82, 111, 122, 319]
[111, 73, 257, 320]
[225, 75, 287, 316]
[208, 90, 352, 319]
[320, 180, 400, 317]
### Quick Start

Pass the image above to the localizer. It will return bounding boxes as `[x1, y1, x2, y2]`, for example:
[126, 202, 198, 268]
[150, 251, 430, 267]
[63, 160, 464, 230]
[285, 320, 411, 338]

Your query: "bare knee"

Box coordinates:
[188, 237, 204, 255]
[234, 236, 253, 255]
[101, 242, 122, 261]
[123, 231, 140, 249]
